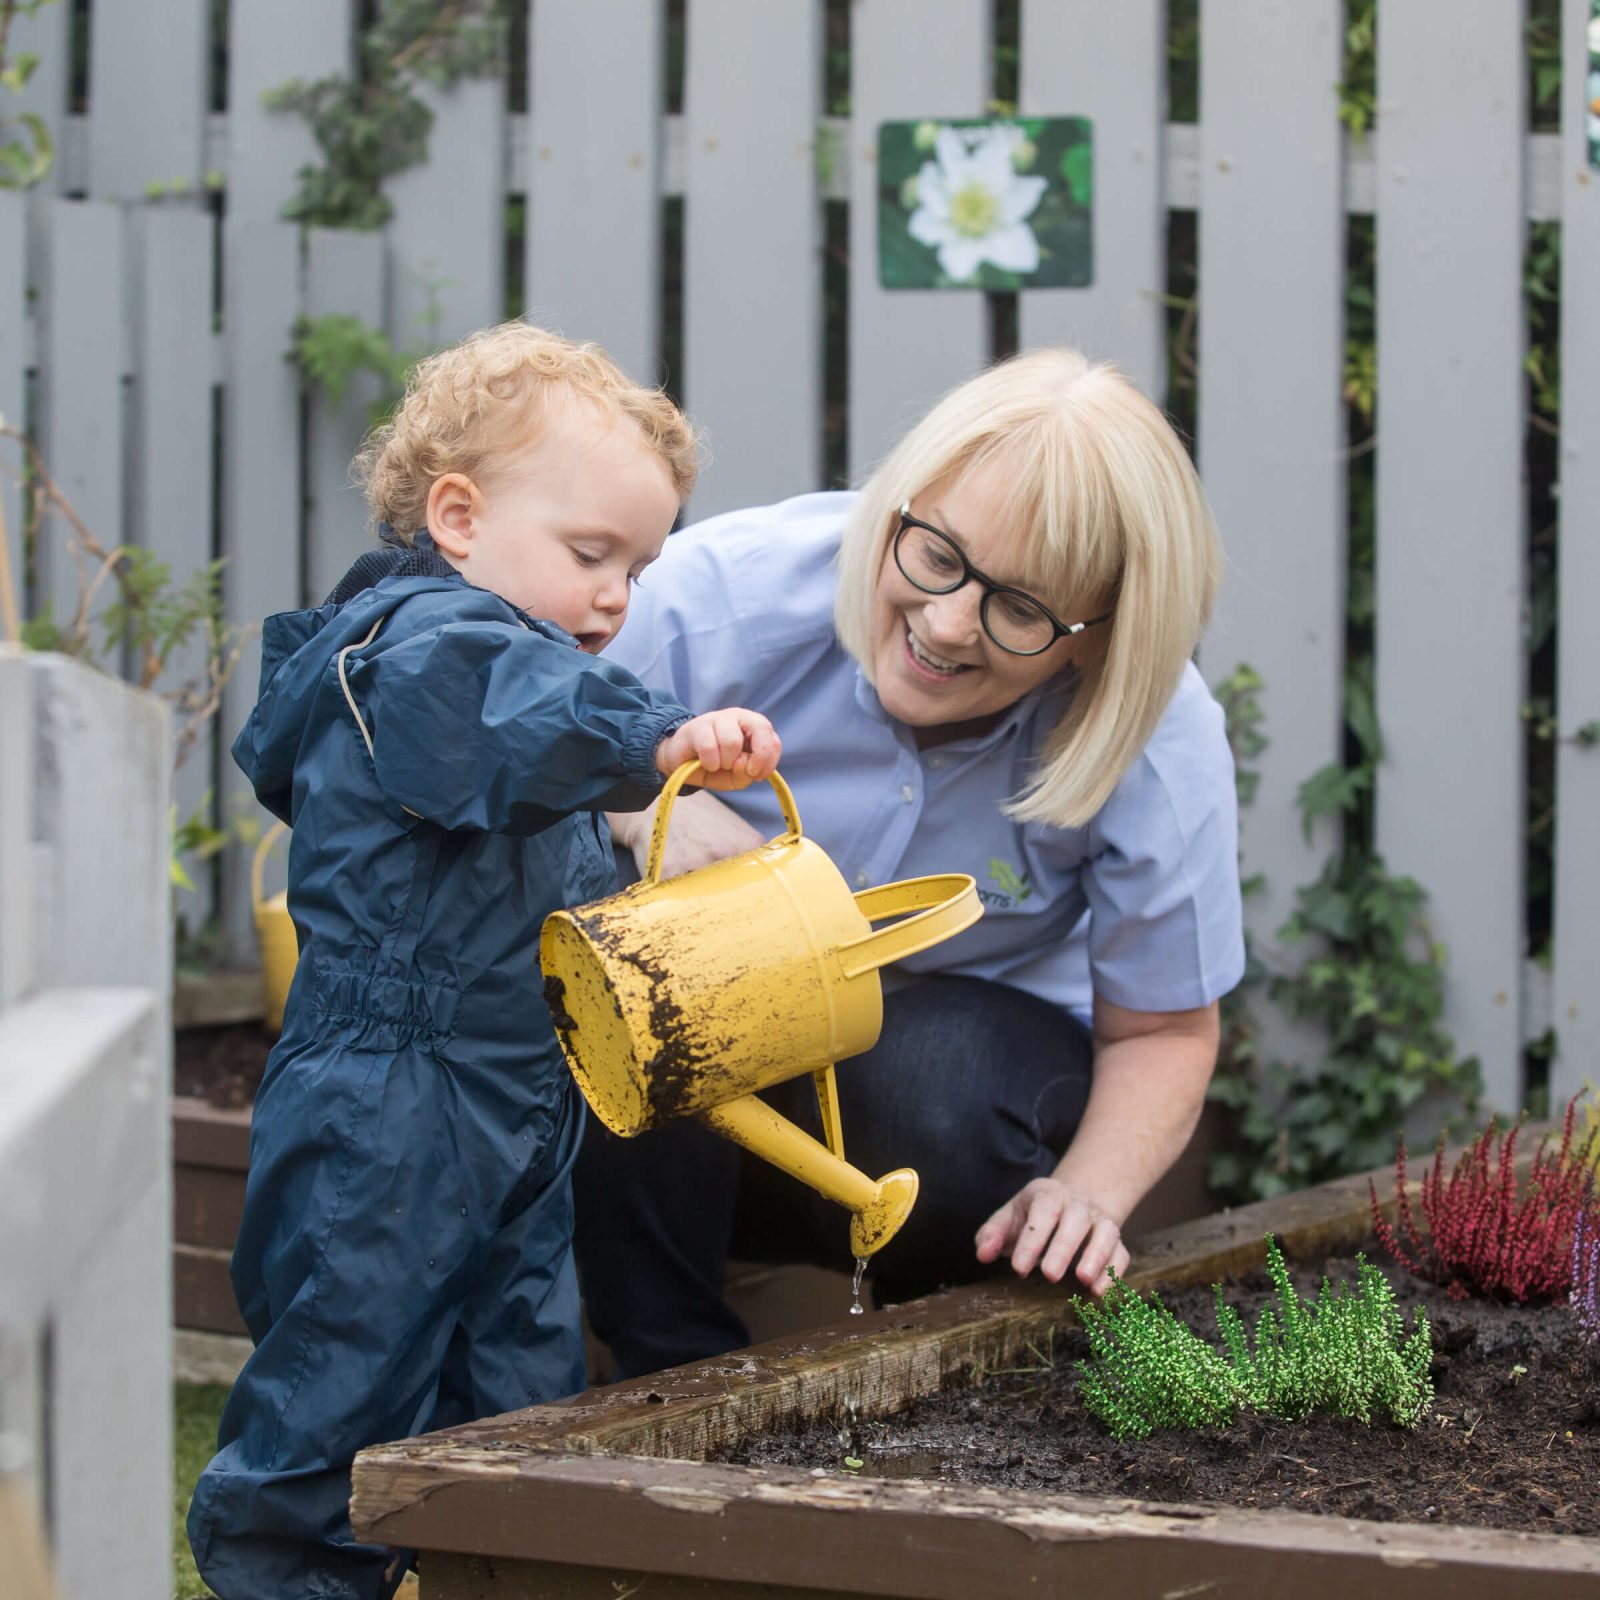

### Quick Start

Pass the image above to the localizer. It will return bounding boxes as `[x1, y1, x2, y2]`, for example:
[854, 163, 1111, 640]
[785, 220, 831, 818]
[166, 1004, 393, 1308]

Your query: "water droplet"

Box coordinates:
[849, 1255, 868, 1316]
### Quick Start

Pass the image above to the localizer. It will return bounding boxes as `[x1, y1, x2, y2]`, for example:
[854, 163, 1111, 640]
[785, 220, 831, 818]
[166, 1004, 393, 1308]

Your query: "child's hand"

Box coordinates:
[656, 709, 780, 789]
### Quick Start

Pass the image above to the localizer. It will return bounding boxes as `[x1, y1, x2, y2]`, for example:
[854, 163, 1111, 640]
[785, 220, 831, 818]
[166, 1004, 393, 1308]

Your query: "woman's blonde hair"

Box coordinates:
[355, 320, 700, 538]
[835, 348, 1220, 829]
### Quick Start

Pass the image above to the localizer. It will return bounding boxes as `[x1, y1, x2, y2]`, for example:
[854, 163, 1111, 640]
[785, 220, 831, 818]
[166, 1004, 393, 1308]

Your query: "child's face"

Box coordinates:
[427, 396, 680, 652]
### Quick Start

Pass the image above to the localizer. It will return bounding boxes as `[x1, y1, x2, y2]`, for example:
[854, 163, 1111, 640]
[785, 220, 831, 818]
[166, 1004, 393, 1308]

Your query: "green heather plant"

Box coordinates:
[1073, 1236, 1433, 1441]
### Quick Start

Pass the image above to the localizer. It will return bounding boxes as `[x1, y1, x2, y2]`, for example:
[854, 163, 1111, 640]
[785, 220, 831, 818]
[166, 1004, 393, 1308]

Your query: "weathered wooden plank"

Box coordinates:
[1550, 0, 1600, 1111]
[173, 1241, 250, 1336]
[0, 656, 172, 1600]
[679, 0, 823, 517]
[1374, 1, 1525, 1108]
[1017, 1, 1165, 400]
[1200, 3, 1346, 1014]
[135, 206, 218, 930]
[848, 0, 989, 479]
[225, 0, 355, 227]
[386, 78, 507, 348]
[0, 191, 24, 628]
[304, 227, 386, 602]
[36, 198, 125, 620]
[219, 219, 302, 957]
[86, 0, 209, 203]
[525, 0, 663, 381]
[28, 653, 173, 995]
[385, 1470, 1600, 1600]
[0, 996, 170, 1600]
[51, 1176, 171, 1600]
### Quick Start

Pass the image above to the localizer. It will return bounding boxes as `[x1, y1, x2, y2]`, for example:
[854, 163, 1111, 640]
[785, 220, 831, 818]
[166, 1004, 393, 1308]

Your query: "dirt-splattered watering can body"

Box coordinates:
[540, 763, 982, 1257]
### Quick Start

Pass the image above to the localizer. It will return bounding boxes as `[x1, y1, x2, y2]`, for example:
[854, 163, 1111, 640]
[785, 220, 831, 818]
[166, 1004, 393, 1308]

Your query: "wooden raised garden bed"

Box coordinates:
[172, 1020, 268, 1336]
[351, 1154, 1600, 1600]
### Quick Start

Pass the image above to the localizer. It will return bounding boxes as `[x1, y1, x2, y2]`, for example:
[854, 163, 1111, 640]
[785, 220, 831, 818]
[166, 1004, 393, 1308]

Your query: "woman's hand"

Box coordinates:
[655, 708, 780, 789]
[975, 1179, 1130, 1296]
[607, 788, 768, 880]
[975, 997, 1220, 1298]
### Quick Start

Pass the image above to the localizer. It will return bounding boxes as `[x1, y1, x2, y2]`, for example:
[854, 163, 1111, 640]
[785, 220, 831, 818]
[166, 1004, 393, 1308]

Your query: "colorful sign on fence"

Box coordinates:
[877, 117, 1093, 290]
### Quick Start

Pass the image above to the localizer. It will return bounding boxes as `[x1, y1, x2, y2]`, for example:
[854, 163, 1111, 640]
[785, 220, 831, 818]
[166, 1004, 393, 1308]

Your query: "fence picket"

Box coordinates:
[1017, 1, 1165, 400]
[219, 220, 302, 957]
[386, 79, 507, 348]
[1375, 2, 1526, 1109]
[134, 207, 217, 931]
[86, 0, 208, 203]
[526, 0, 663, 382]
[0, 6, 1580, 1099]
[848, 0, 989, 480]
[1550, 0, 1600, 1113]
[225, 0, 355, 228]
[0, 192, 23, 621]
[305, 228, 387, 602]
[1200, 3, 1346, 995]
[36, 200, 125, 619]
[681, 0, 823, 517]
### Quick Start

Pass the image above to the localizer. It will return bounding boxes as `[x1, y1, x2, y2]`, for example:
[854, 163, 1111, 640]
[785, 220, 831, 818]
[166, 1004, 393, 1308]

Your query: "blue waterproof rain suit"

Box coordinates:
[188, 538, 690, 1600]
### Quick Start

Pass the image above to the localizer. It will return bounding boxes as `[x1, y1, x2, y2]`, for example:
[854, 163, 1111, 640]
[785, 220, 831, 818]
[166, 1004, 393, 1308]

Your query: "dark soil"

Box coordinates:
[717, 1250, 1600, 1537]
[173, 1023, 271, 1111]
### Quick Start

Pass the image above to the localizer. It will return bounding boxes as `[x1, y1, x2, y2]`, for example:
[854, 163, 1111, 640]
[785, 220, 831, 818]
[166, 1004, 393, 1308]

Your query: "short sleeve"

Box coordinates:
[1080, 667, 1245, 1012]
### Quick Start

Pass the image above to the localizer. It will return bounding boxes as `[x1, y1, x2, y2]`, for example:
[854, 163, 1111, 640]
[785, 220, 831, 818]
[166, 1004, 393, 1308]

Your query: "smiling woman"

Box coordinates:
[576, 348, 1243, 1381]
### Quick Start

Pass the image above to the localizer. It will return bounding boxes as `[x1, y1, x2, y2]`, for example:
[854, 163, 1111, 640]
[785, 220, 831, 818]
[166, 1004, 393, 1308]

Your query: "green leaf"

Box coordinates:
[1295, 763, 1370, 842]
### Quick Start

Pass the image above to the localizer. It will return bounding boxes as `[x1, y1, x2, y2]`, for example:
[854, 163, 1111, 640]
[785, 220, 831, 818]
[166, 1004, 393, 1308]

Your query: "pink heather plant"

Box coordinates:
[1371, 1098, 1599, 1303]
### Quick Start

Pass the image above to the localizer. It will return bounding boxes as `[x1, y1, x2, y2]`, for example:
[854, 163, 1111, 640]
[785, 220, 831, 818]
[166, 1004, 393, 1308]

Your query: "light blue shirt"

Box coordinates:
[609, 491, 1244, 1021]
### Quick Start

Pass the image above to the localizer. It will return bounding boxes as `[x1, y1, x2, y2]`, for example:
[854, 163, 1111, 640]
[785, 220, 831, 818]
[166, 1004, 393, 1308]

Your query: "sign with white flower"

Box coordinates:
[878, 117, 1092, 290]
[1589, 1, 1599, 170]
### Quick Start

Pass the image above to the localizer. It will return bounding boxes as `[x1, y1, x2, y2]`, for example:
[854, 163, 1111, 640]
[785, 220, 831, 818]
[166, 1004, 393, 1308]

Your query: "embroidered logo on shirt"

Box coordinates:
[983, 858, 1034, 909]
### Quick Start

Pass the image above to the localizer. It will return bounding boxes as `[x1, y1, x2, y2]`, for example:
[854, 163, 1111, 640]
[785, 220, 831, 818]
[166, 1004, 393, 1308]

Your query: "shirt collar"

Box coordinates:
[850, 663, 1077, 755]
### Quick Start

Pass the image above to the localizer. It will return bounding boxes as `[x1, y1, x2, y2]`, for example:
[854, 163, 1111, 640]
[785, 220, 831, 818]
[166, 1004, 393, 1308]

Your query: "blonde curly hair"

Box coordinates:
[355, 320, 700, 540]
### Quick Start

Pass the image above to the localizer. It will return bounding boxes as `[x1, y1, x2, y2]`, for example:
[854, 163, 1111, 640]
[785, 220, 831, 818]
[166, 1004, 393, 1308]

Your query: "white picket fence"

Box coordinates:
[2, 0, 1596, 1114]
[0, 651, 173, 1600]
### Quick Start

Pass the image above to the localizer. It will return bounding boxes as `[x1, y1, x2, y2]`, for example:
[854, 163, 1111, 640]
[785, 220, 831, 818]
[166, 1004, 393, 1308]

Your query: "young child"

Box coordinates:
[188, 322, 779, 1600]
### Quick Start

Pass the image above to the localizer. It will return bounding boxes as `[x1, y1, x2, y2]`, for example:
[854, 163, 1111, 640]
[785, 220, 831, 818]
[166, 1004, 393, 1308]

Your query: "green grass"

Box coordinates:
[174, 1382, 229, 1599]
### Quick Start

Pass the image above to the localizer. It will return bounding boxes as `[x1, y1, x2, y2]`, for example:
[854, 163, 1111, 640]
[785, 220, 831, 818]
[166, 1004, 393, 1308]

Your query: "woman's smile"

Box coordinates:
[904, 618, 976, 680]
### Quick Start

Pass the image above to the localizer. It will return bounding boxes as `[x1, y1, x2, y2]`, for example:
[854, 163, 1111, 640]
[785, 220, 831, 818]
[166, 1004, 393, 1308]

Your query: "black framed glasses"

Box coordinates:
[893, 505, 1113, 657]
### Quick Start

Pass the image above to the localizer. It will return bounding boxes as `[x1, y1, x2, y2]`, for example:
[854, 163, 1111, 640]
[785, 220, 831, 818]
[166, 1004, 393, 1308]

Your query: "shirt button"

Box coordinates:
[853, 870, 870, 888]
[927, 755, 946, 770]
[900, 785, 915, 804]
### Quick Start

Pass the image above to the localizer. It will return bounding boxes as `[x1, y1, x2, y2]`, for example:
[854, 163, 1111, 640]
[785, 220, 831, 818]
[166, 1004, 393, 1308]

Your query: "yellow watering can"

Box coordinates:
[540, 762, 983, 1257]
[253, 821, 298, 1034]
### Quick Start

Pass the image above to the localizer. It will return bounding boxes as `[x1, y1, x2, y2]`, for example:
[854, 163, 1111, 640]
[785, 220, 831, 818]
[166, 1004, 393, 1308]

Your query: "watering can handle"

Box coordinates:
[834, 874, 982, 980]
[251, 821, 289, 913]
[644, 760, 804, 886]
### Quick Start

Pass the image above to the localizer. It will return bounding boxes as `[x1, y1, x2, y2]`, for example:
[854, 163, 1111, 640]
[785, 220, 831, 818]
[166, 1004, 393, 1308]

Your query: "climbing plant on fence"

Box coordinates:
[1197, 0, 1575, 1202]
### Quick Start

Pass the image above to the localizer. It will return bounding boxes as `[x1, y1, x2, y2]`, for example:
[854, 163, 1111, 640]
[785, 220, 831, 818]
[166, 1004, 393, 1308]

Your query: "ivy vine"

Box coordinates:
[265, 0, 510, 231]
[0, 0, 59, 188]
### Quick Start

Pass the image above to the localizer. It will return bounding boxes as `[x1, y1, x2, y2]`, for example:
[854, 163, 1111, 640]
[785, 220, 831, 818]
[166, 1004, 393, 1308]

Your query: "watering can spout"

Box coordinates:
[540, 763, 981, 1262]
[702, 1092, 920, 1257]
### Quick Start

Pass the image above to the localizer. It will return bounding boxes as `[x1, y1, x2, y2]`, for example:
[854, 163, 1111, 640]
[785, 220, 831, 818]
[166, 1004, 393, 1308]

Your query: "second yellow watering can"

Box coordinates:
[540, 763, 982, 1257]
[254, 821, 298, 1034]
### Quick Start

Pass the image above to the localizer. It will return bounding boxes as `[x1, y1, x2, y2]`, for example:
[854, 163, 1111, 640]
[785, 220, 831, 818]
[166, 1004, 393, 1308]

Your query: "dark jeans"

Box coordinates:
[573, 975, 1093, 1378]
